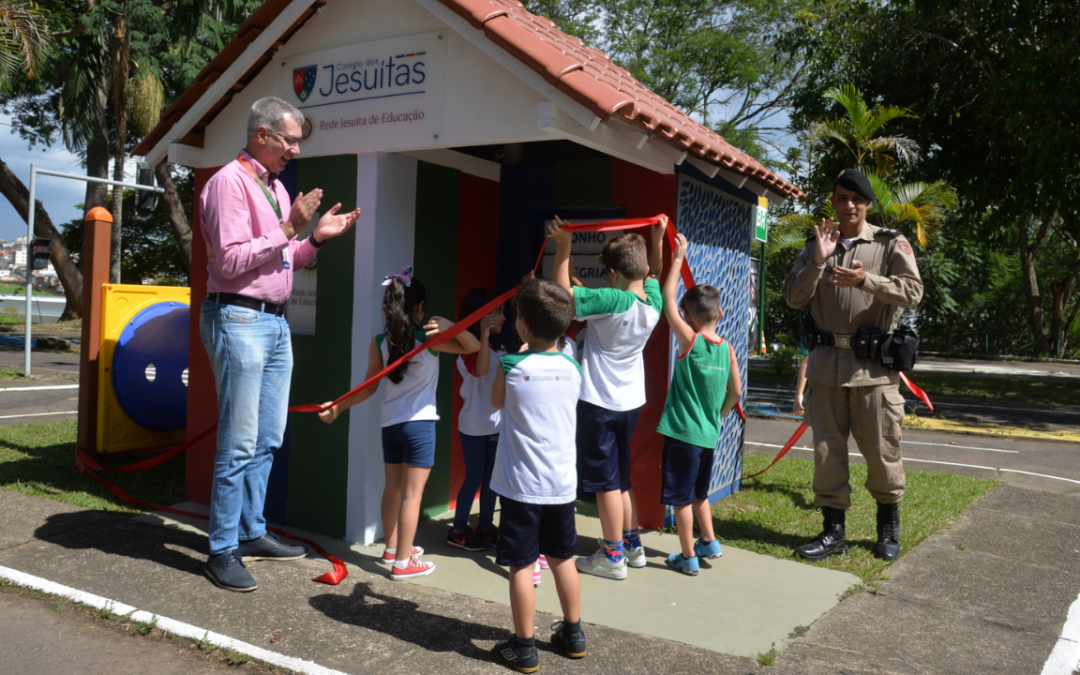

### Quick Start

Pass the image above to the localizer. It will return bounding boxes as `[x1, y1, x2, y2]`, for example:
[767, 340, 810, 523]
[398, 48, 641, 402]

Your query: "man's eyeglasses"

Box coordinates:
[269, 130, 301, 149]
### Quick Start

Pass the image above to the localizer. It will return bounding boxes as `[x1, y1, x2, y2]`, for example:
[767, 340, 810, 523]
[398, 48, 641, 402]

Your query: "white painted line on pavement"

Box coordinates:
[0, 384, 79, 392]
[0, 565, 350, 675]
[746, 442, 1080, 484]
[902, 440, 1018, 454]
[1041, 589, 1080, 675]
[1000, 469, 1080, 486]
[0, 411, 77, 420]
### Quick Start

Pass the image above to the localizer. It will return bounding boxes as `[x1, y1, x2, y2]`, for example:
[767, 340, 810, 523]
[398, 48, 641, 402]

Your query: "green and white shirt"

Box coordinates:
[490, 350, 582, 504]
[656, 334, 734, 449]
[375, 330, 439, 428]
[574, 278, 663, 411]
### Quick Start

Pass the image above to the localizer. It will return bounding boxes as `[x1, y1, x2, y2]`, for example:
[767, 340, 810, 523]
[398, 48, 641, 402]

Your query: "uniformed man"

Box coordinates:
[782, 168, 923, 561]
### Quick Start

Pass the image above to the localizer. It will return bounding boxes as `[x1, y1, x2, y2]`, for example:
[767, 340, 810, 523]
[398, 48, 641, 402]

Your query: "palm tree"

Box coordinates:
[808, 84, 921, 176]
[0, 0, 52, 84]
[773, 86, 955, 252]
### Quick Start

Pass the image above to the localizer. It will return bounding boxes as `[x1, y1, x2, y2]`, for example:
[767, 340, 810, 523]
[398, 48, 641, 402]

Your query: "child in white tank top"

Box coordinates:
[319, 268, 479, 581]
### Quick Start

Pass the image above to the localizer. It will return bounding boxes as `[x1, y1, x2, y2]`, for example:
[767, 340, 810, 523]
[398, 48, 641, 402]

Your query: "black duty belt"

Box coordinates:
[807, 332, 854, 349]
[208, 292, 286, 317]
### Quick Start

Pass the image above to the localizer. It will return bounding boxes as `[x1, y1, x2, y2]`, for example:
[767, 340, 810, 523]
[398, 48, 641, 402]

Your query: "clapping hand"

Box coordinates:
[313, 204, 361, 243]
[288, 189, 323, 234]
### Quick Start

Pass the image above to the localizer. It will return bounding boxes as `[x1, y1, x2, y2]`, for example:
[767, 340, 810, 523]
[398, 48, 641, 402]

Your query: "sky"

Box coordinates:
[0, 114, 111, 243]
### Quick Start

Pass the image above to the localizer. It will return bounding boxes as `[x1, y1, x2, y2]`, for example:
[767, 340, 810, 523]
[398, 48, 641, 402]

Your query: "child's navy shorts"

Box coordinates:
[661, 436, 715, 506]
[382, 420, 436, 467]
[496, 496, 577, 567]
[576, 400, 640, 493]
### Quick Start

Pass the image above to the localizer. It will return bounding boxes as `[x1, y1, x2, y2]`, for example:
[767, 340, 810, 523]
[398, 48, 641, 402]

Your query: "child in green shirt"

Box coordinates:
[655, 233, 743, 576]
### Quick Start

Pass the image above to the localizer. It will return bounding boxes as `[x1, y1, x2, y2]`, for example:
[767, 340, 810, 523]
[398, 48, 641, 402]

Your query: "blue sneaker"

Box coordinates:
[694, 538, 723, 559]
[665, 552, 700, 576]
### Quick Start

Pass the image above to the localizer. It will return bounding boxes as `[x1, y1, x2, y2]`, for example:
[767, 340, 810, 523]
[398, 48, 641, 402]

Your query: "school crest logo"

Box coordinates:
[523, 376, 530, 382]
[293, 66, 317, 102]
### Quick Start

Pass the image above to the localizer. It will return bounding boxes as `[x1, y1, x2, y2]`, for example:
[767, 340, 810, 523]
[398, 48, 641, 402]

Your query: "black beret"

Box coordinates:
[833, 168, 875, 201]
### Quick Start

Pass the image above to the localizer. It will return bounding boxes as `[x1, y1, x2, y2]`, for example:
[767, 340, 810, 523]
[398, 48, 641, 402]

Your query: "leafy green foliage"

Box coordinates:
[59, 167, 192, 285]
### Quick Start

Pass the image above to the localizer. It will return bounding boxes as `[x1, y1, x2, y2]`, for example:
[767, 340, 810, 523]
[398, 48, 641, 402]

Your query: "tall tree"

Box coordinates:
[525, 0, 813, 166]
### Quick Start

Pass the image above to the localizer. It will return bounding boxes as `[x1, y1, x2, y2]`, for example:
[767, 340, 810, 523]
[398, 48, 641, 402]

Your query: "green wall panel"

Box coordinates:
[554, 157, 613, 208]
[287, 154, 357, 537]
[413, 161, 460, 518]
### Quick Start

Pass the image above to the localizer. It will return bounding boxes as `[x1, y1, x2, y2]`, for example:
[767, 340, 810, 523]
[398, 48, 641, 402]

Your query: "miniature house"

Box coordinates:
[133, 0, 803, 544]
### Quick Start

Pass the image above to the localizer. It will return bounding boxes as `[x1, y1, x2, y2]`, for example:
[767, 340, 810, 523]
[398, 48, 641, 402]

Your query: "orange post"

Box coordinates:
[77, 207, 113, 453]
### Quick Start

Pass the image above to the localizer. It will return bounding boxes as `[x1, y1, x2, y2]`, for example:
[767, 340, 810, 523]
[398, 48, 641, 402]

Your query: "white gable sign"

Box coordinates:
[282, 31, 447, 154]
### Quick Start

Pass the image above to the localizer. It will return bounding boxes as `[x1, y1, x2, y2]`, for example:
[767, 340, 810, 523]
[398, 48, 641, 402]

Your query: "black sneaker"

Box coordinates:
[237, 532, 308, 562]
[205, 550, 257, 592]
[551, 621, 586, 658]
[446, 525, 486, 552]
[476, 526, 500, 549]
[493, 637, 539, 673]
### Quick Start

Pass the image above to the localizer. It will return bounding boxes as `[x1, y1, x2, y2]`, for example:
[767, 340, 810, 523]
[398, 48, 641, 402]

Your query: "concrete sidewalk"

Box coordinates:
[1, 483, 1077, 674]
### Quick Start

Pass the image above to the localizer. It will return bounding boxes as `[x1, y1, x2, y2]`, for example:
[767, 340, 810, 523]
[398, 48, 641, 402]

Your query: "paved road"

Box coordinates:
[744, 416, 1080, 494]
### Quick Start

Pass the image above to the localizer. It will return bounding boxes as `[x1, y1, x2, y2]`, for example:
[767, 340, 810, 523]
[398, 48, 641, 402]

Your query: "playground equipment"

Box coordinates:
[96, 284, 190, 453]
[76, 209, 189, 456]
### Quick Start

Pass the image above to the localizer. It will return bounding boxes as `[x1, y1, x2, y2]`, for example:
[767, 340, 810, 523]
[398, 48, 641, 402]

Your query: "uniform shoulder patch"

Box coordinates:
[897, 240, 912, 255]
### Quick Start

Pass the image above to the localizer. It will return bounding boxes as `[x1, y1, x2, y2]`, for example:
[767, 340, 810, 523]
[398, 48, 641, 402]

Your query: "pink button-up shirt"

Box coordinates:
[199, 149, 317, 305]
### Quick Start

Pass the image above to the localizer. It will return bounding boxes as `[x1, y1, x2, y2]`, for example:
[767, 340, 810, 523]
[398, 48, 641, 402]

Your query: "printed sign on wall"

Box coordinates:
[282, 32, 447, 155]
[540, 221, 624, 289]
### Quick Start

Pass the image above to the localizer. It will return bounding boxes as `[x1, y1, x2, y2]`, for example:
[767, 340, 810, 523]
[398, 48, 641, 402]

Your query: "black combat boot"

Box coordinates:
[794, 506, 848, 561]
[872, 501, 901, 561]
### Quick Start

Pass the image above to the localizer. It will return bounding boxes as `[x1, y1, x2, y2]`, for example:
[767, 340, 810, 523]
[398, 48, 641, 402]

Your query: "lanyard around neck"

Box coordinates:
[237, 154, 283, 221]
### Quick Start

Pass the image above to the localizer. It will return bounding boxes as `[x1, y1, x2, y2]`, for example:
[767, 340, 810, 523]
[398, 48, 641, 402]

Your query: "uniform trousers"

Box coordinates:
[806, 382, 907, 509]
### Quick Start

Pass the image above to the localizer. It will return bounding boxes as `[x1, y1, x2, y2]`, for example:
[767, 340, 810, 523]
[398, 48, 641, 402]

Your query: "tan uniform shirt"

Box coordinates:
[783, 222, 923, 388]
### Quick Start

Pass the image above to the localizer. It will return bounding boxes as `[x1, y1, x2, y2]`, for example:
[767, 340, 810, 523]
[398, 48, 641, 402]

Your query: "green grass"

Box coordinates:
[713, 454, 997, 584]
[0, 307, 23, 325]
[748, 368, 1080, 408]
[0, 368, 23, 381]
[0, 420, 185, 514]
[0, 283, 25, 295]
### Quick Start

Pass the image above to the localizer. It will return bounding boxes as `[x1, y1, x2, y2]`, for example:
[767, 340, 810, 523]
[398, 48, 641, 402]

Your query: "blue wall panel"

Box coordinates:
[673, 173, 753, 502]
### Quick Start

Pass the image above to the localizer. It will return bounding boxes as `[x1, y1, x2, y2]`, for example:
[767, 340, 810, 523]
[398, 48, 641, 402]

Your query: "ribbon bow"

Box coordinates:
[382, 265, 413, 287]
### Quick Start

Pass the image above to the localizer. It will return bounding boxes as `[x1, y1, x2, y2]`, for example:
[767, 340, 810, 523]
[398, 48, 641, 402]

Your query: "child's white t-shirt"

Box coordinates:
[376, 330, 439, 427]
[456, 348, 506, 437]
[490, 350, 582, 505]
[574, 278, 663, 411]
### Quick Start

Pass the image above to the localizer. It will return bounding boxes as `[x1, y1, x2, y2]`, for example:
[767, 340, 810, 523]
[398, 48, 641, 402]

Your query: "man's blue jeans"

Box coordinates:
[200, 300, 292, 555]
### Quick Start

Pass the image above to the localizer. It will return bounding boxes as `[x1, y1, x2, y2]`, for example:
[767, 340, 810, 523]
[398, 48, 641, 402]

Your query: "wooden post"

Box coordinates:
[76, 207, 114, 453]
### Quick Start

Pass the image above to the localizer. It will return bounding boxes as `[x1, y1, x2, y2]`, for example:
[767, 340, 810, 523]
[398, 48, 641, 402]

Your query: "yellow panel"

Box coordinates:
[95, 284, 191, 454]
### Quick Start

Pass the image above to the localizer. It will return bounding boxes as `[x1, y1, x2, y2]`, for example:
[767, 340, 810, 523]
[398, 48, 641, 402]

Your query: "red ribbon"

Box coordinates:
[900, 372, 934, 411]
[75, 434, 349, 585]
[742, 373, 934, 479]
[292, 214, 707, 416]
[742, 422, 808, 480]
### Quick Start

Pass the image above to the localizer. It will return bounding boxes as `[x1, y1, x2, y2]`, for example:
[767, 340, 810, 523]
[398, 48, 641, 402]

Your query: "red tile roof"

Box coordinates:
[133, 0, 803, 200]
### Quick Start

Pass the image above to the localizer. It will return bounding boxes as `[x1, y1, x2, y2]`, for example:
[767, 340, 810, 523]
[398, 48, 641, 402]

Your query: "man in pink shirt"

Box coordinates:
[199, 96, 359, 592]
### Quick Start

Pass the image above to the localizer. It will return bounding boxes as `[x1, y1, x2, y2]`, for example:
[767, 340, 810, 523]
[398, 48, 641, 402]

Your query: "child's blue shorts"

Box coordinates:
[576, 399, 640, 493]
[496, 496, 577, 567]
[661, 436, 715, 507]
[382, 420, 436, 467]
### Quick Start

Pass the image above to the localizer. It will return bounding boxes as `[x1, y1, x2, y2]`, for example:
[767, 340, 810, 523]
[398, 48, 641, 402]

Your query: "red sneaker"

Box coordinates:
[380, 546, 423, 564]
[391, 554, 435, 581]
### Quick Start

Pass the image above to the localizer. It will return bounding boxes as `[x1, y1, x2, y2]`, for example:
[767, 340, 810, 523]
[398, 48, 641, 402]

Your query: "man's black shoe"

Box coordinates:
[237, 532, 308, 562]
[205, 550, 257, 592]
[795, 506, 848, 561]
[873, 501, 901, 560]
[493, 637, 539, 673]
[551, 620, 587, 658]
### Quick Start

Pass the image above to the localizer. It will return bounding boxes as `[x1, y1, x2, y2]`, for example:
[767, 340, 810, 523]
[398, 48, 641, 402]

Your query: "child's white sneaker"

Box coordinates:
[623, 545, 646, 568]
[575, 548, 627, 580]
